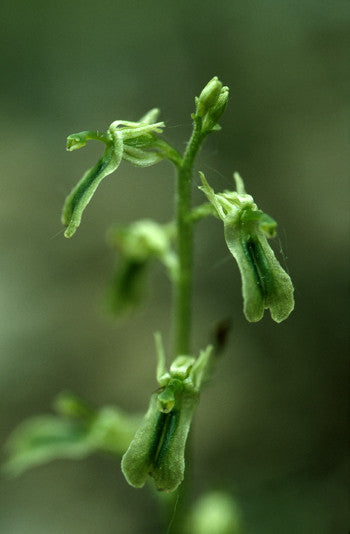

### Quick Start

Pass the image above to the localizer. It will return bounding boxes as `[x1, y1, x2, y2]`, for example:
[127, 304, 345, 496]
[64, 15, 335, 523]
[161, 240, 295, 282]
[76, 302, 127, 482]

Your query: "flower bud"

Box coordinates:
[202, 86, 229, 132]
[196, 77, 223, 118]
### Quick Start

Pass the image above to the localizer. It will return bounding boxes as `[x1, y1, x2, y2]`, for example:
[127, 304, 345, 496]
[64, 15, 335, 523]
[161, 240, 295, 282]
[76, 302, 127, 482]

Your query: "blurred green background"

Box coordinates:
[1, 1, 349, 533]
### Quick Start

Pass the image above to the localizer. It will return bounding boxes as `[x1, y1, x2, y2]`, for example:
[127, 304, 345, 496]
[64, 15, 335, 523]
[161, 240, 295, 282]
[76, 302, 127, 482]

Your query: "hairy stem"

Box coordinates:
[154, 138, 183, 168]
[174, 117, 205, 355]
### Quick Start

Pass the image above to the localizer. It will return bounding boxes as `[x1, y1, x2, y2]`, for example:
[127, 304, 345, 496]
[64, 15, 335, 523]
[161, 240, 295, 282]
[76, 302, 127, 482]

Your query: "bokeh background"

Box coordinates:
[1, 1, 349, 533]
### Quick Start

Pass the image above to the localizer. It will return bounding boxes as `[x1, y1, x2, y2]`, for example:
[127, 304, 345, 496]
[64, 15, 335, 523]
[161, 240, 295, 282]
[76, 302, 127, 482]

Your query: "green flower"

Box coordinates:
[199, 172, 294, 323]
[121, 336, 213, 492]
[106, 219, 177, 316]
[62, 110, 165, 238]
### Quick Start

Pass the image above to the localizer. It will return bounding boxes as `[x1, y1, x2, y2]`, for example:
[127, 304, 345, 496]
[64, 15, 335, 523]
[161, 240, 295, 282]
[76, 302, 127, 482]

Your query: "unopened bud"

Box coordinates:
[196, 77, 223, 118]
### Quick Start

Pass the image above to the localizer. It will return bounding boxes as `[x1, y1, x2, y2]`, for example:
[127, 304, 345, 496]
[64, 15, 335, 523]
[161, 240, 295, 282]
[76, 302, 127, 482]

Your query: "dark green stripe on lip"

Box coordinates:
[66, 151, 112, 217]
[241, 236, 275, 299]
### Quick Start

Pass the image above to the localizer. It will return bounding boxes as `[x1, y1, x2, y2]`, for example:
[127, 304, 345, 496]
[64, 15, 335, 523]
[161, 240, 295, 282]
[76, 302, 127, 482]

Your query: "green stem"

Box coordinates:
[154, 138, 183, 168]
[84, 131, 111, 144]
[174, 117, 205, 355]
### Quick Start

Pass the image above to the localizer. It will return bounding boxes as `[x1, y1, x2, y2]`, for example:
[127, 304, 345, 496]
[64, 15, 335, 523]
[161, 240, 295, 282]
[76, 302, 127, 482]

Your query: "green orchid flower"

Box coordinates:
[121, 335, 213, 492]
[199, 172, 294, 323]
[62, 110, 165, 238]
[107, 219, 178, 316]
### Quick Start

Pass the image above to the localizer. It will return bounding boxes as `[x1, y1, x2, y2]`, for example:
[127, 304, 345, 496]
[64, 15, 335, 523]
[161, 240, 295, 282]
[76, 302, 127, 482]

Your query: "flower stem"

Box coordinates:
[154, 138, 183, 168]
[174, 117, 205, 355]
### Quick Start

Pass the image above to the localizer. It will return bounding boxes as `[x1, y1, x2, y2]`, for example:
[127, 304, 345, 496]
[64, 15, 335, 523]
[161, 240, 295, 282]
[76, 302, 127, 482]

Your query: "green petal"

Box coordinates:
[121, 394, 160, 489]
[253, 233, 294, 323]
[138, 108, 160, 125]
[122, 145, 163, 167]
[61, 130, 123, 238]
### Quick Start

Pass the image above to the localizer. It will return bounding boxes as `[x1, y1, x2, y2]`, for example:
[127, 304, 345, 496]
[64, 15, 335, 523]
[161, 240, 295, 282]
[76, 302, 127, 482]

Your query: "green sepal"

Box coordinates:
[62, 129, 123, 238]
[136, 108, 160, 125]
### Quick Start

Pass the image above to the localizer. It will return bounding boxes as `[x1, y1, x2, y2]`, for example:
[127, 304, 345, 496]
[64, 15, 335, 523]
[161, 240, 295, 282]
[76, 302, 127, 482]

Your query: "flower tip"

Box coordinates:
[66, 135, 86, 151]
[63, 226, 75, 239]
[198, 170, 206, 184]
[139, 108, 161, 125]
[196, 77, 223, 117]
[233, 172, 246, 195]
[270, 291, 295, 323]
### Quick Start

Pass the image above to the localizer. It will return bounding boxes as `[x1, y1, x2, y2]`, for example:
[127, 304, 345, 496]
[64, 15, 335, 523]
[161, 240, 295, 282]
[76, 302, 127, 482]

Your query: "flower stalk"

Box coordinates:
[174, 115, 203, 355]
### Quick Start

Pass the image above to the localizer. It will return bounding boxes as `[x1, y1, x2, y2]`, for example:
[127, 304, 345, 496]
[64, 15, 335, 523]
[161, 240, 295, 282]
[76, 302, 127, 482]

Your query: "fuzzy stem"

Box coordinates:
[174, 117, 205, 355]
[154, 138, 183, 168]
